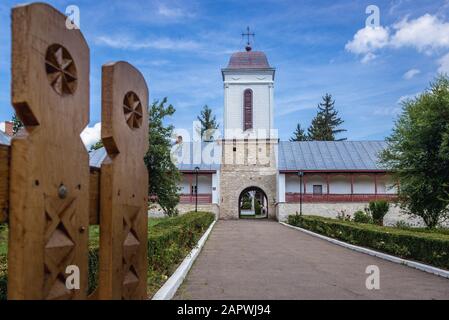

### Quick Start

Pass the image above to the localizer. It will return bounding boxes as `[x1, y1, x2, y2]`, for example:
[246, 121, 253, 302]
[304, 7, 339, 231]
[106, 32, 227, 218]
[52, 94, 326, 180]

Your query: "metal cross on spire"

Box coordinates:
[242, 26, 255, 51]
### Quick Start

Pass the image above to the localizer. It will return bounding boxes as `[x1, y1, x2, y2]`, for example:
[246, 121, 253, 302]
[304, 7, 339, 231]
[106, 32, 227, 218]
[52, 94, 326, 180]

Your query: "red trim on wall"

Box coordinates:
[285, 193, 397, 203]
[179, 194, 213, 204]
[280, 170, 390, 173]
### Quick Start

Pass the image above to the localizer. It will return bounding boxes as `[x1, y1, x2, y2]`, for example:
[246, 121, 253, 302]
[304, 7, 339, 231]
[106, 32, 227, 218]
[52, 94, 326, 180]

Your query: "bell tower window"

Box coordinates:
[243, 89, 253, 131]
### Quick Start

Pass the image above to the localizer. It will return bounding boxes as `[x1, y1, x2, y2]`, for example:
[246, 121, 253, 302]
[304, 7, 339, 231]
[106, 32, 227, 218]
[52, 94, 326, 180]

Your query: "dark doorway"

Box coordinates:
[238, 187, 268, 219]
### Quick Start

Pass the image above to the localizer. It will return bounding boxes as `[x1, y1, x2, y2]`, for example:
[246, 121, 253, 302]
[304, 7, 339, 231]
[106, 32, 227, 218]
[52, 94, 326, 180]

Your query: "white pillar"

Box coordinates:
[278, 173, 285, 203]
[212, 171, 220, 204]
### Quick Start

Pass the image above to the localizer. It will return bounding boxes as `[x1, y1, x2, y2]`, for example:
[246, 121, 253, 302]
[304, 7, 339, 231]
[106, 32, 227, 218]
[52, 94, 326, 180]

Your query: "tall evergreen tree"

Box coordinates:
[12, 113, 23, 135]
[196, 105, 219, 141]
[144, 97, 181, 216]
[308, 94, 346, 141]
[290, 123, 308, 141]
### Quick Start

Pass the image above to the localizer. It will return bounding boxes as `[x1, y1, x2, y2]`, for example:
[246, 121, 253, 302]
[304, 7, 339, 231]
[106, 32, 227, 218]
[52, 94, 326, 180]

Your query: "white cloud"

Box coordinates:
[345, 26, 390, 61]
[391, 14, 449, 53]
[157, 4, 194, 19]
[438, 52, 449, 74]
[95, 35, 201, 51]
[403, 68, 421, 79]
[372, 106, 401, 116]
[81, 122, 101, 149]
[361, 52, 377, 64]
[397, 92, 421, 104]
[346, 13, 449, 66]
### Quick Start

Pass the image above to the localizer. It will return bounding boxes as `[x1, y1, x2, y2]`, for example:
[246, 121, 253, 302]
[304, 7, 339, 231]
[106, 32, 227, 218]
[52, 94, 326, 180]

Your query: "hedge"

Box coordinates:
[0, 211, 214, 300]
[147, 211, 215, 296]
[287, 215, 449, 270]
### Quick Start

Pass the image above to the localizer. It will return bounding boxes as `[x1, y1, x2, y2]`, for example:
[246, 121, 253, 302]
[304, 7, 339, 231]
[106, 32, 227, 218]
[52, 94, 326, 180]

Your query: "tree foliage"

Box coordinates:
[12, 113, 23, 135]
[381, 76, 449, 228]
[290, 123, 308, 141]
[90, 140, 103, 151]
[144, 98, 181, 216]
[308, 93, 346, 141]
[196, 105, 219, 141]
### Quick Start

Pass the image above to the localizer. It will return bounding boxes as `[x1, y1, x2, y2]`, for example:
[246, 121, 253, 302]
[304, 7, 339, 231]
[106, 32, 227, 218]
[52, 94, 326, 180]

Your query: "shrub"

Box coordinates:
[336, 210, 351, 221]
[287, 215, 449, 270]
[353, 210, 372, 224]
[147, 211, 214, 296]
[367, 200, 389, 225]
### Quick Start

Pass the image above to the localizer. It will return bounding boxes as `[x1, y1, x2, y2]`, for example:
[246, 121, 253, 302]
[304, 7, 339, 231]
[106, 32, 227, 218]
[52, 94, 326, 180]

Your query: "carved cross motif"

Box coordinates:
[45, 44, 78, 96]
[123, 91, 143, 129]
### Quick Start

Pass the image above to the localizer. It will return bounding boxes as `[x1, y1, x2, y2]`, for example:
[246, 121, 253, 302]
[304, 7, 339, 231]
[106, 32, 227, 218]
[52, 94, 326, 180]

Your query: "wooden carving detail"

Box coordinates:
[99, 62, 149, 300]
[122, 205, 142, 298]
[45, 44, 78, 96]
[7, 3, 90, 300]
[123, 92, 143, 129]
[44, 195, 77, 300]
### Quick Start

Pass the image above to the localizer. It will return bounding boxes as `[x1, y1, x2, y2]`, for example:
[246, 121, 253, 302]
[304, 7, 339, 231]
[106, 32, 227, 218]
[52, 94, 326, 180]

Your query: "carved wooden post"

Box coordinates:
[8, 3, 90, 299]
[99, 62, 149, 299]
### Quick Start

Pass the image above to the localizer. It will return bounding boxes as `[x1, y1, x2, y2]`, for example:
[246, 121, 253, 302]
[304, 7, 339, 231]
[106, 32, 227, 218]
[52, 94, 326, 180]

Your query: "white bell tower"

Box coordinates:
[221, 37, 275, 139]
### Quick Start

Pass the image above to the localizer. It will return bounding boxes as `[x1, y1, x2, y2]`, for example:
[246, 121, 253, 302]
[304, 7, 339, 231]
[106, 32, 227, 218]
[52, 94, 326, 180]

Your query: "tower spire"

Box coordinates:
[241, 26, 255, 51]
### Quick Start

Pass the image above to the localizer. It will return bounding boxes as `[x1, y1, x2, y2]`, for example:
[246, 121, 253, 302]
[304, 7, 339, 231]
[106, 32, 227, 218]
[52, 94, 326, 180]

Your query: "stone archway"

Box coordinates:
[238, 186, 268, 219]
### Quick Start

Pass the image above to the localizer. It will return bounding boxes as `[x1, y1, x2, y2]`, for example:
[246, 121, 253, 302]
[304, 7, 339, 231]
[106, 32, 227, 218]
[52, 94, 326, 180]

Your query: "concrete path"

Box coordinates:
[174, 220, 449, 300]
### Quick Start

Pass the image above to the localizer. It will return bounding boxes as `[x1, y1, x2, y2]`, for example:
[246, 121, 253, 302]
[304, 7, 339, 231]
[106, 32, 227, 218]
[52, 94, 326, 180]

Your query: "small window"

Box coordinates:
[191, 185, 198, 194]
[243, 89, 253, 131]
[313, 185, 323, 195]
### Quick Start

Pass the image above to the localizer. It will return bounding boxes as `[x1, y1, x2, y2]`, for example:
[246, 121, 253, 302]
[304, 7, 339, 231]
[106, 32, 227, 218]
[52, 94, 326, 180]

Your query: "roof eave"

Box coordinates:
[221, 67, 276, 81]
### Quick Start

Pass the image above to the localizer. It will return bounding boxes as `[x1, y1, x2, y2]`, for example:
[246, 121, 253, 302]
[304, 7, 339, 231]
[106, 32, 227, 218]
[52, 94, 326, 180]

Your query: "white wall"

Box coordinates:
[328, 175, 351, 194]
[223, 70, 275, 137]
[285, 174, 329, 193]
[179, 174, 213, 194]
[212, 171, 220, 204]
[378, 175, 398, 194]
[179, 175, 190, 193]
[284, 174, 396, 195]
[353, 175, 375, 194]
[277, 173, 286, 202]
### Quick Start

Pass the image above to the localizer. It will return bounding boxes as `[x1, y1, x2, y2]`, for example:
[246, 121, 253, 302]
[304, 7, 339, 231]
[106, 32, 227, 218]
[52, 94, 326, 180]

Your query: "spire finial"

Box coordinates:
[241, 26, 255, 51]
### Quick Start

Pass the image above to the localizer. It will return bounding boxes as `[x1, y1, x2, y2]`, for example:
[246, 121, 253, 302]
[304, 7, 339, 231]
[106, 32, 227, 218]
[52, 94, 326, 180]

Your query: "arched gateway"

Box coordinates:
[239, 187, 268, 219]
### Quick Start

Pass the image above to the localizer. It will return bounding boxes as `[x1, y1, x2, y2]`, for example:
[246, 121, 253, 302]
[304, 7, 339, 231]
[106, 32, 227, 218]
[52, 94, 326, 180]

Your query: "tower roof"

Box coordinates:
[226, 51, 271, 69]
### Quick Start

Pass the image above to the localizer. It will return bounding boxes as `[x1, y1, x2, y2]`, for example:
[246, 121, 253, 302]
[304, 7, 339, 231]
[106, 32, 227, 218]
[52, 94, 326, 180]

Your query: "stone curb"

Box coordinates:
[280, 222, 449, 279]
[152, 220, 217, 300]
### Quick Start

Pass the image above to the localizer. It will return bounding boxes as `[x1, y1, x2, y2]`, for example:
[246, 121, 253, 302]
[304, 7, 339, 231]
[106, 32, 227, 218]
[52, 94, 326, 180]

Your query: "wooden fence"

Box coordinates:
[0, 3, 149, 299]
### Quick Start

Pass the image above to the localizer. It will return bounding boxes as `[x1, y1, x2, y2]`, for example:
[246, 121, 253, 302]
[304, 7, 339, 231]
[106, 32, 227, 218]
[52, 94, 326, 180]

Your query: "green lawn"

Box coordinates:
[0, 211, 215, 300]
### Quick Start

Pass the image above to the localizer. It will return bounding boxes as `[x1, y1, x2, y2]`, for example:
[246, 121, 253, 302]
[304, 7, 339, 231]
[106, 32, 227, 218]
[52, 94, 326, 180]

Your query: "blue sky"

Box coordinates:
[0, 0, 448, 145]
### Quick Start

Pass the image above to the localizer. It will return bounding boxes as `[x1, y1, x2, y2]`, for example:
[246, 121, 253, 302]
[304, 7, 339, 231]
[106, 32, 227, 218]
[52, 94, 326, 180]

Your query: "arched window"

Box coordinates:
[243, 89, 253, 131]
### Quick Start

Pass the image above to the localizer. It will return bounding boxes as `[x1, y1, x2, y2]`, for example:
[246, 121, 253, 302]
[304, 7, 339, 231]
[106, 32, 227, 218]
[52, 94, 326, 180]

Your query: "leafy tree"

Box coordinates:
[308, 93, 346, 141]
[144, 97, 181, 216]
[12, 113, 23, 135]
[290, 123, 308, 141]
[196, 105, 219, 141]
[90, 140, 103, 151]
[381, 76, 449, 228]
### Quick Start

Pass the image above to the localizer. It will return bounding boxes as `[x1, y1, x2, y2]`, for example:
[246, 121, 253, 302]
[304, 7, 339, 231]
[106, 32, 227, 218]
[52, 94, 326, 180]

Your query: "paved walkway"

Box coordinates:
[174, 220, 449, 300]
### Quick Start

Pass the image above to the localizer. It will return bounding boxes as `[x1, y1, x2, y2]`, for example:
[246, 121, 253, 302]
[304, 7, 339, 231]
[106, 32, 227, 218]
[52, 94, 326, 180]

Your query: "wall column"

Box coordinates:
[212, 171, 220, 204]
[350, 174, 354, 201]
[303, 174, 307, 194]
[278, 173, 286, 203]
[374, 173, 378, 197]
